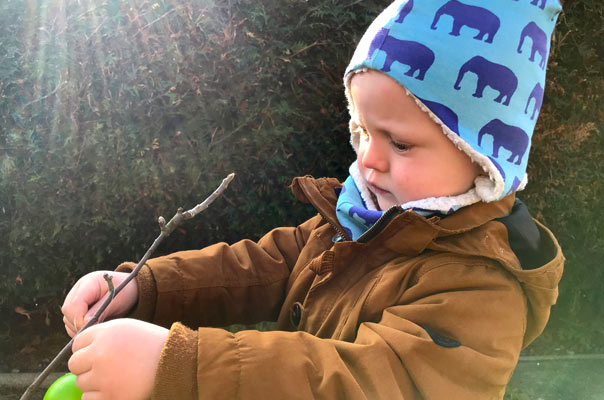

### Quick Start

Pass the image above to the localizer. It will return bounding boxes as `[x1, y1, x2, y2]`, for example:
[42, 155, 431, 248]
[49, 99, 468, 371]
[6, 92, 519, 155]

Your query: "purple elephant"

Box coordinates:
[368, 28, 435, 80]
[417, 97, 460, 135]
[518, 21, 549, 69]
[478, 119, 529, 165]
[431, 0, 500, 43]
[525, 82, 544, 120]
[395, 0, 413, 24]
[511, 0, 547, 10]
[454, 56, 518, 106]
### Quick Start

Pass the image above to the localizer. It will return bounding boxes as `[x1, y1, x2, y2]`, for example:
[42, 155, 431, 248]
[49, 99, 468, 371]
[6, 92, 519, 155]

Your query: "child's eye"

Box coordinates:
[359, 127, 370, 140]
[391, 140, 410, 152]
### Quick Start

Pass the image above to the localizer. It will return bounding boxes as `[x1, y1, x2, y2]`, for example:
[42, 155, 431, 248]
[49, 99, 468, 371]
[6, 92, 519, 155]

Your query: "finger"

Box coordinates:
[74, 370, 100, 393]
[71, 324, 97, 353]
[86, 275, 136, 322]
[63, 315, 74, 334]
[61, 296, 87, 333]
[63, 314, 83, 334]
[62, 282, 100, 329]
[81, 392, 103, 400]
[69, 344, 94, 376]
[84, 292, 112, 323]
[64, 322, 77, 338]
[63, 271, 114, 322]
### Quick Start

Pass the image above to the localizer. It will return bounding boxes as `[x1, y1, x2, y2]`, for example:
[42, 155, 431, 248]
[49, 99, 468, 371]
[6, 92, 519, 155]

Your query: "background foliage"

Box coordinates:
[0, 0, 602, 366]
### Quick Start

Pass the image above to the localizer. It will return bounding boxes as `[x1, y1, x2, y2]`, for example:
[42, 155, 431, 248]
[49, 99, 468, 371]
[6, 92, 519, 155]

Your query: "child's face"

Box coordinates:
[350, 70, 481, 211]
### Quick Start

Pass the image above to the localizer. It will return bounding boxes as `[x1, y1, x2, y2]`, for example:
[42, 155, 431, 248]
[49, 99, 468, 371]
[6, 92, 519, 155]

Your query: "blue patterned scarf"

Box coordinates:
[336, 176, 384, 240]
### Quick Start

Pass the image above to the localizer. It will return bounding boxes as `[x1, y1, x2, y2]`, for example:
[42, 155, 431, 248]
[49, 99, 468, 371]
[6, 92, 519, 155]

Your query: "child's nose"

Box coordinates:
[360, 136, 388, 172]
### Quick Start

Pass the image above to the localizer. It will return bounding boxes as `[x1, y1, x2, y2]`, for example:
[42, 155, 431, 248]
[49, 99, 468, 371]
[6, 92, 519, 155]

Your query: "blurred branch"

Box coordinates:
[21, 77, 66, 109]
[134, 7, 181, 38]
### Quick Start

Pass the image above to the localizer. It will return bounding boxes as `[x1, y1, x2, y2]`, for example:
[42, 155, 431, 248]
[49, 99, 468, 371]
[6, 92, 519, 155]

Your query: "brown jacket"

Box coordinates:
[117, 176, 564, 400]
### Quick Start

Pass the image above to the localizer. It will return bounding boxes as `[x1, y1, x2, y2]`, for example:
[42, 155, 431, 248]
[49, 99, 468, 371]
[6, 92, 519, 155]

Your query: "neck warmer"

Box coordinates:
[344, 0, 562, 206]
[336, 175, 383, 240]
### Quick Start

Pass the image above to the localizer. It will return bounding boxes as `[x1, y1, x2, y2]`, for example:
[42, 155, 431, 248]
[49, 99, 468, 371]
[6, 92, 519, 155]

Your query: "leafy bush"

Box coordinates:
[0, 0, 602, 356]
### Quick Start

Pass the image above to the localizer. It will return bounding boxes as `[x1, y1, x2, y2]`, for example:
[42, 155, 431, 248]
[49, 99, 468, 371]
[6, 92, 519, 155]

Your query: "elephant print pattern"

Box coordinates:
[454, 56, 518, 106]
[431, 0, 500, 43]
[518, 22, 549, 69]
[525, 82, 544, 120]
[395, 0, 413, 24]
[416, 97, 460, 135]
[513, 0, 548, 11]
[478, 119, 529, 165]
[368, 28, 435, 80]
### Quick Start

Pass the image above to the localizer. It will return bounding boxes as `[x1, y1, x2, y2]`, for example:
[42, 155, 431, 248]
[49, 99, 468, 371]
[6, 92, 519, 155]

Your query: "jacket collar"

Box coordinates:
[291, 175, 515, 249]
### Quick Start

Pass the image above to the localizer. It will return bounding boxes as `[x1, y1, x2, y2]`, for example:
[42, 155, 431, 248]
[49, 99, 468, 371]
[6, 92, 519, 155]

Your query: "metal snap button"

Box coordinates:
[290, 302, 303, 328]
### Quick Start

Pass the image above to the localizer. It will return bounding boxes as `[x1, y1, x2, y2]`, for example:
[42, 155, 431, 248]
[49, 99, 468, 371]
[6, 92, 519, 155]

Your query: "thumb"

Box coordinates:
[84, 293, 110, 323]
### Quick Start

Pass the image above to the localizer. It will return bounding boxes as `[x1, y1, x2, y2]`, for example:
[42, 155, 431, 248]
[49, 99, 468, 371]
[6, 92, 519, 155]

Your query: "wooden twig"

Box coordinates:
[21, 78, 66, 109]
[134, 7, 180, 38]
[19, 173, 235, 400]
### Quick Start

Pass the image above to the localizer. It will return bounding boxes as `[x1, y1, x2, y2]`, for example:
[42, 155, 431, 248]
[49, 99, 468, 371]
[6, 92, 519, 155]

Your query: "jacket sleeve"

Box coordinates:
[116, 214, 323, 329]
[150, 259, 527, 400]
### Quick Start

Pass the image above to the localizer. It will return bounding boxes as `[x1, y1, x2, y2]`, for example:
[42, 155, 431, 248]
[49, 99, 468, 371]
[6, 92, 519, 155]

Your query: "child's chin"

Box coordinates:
[375, 197, 394, 211]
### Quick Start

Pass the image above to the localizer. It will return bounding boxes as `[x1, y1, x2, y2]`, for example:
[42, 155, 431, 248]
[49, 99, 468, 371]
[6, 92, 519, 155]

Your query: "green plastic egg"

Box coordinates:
[43, 373, 83, 400]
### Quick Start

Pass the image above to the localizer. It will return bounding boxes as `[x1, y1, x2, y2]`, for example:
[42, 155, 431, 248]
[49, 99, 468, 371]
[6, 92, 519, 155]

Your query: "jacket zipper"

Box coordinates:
[357, 206, 403, 243]
[321, 210, 351, 242]
[302, 179, 403, 243]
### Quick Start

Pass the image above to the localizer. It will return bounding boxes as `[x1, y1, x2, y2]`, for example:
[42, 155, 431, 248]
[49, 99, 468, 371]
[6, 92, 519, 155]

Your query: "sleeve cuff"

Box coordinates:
[151, 322, 199, 399]
[115, 262, 157, 322]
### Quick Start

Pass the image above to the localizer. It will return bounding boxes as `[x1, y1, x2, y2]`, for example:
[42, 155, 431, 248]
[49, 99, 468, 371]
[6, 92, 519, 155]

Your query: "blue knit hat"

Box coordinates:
[344, 0, 562, 205]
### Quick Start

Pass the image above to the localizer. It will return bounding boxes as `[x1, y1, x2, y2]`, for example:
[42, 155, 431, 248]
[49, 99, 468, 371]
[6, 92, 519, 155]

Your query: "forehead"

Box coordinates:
[349, 70, 423, 126]
[350, 70, 404, 99]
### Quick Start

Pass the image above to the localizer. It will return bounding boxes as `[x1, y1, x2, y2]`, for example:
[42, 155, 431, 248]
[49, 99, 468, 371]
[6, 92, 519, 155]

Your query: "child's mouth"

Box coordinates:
[368, 182, 389, 196]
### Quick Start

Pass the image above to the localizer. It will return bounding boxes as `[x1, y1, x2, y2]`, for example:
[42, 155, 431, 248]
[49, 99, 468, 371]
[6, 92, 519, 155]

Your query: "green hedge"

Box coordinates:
[0, 0, 602, 354]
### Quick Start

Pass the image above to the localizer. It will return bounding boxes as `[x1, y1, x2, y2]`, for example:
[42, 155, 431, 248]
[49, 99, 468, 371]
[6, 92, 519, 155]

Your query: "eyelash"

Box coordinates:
[359, 127, 410, 152]
[391, 140, 409, 152]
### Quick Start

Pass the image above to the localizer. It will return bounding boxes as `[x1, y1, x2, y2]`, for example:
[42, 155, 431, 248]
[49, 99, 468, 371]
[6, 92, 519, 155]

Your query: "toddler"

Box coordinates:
[62, 0, 564, 399]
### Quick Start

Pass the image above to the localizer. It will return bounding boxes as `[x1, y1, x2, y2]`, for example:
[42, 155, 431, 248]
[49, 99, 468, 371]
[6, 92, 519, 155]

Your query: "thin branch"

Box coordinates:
[292, 41, 326, 57]
[103, 274, 115, 302]
[20, 173, 235, 400]
[182, 173, 235, 219]
[86, 17, 109, 42]
[21, 79, 66, 109]
[134, 7, 180, 38]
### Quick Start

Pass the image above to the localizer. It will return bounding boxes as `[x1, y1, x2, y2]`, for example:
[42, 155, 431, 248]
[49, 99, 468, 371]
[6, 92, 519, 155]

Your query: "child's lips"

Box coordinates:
[368, 182, 390, 196]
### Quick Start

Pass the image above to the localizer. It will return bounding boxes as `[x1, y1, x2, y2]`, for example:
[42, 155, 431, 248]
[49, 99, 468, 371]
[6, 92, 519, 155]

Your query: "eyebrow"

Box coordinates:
[363, 118, 412, 142]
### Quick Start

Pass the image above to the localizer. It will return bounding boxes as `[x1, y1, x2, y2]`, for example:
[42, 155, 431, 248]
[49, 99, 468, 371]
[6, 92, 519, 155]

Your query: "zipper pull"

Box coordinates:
[332, 233, 345, 243]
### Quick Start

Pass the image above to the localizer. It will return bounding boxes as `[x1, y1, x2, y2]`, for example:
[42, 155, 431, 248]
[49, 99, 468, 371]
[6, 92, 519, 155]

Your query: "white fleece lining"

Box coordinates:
[344, 68, 506, 206]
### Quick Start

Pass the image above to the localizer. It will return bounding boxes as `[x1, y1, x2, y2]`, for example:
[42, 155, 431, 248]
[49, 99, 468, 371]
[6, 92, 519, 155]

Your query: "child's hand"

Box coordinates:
[62, 271, 139, 337]
[68, 318, 168, 400]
